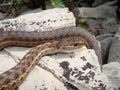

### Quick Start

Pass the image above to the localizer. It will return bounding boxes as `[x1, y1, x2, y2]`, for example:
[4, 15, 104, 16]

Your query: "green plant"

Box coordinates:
[77, 22, 85, 28]
[77, 18, 90, 28]
[52, 0, 65, 8]
[118, 87, 120, 90]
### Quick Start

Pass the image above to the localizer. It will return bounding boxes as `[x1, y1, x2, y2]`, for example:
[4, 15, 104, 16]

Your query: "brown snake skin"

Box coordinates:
[0, 26, 102, 90]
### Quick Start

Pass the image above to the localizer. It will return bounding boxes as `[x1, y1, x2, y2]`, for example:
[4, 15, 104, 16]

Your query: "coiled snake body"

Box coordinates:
[0, 26, 102, 90]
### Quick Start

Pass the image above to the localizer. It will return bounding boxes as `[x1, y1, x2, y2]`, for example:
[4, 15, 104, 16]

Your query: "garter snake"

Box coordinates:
[0, 26, 102, 90]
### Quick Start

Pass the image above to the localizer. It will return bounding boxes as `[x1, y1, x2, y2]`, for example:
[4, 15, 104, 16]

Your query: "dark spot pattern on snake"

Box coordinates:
[14, 72, 19, 79]
[4, 78, 10, 84]
[21, 67, 26, 73]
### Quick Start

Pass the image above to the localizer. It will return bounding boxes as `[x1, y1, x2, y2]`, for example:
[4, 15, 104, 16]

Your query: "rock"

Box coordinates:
[103, 62, 120, 88]
[0, 8, 75, 32]
[19, 66, 69, 90]
[0, 46, 116, 90]
[38, 47, 116, 90]
[85, 18, 118, 35]
[73, 4, 118, 35]
[101, 18, 119, 34]
[96, 34, 114, 64]
[108, 29, 120, 63]
[86, 19, 102, 36]
[73, 4, 117, 19]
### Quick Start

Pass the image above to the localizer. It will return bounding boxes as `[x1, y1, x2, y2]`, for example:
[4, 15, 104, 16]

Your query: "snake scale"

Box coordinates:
[0, 26, 102, 90]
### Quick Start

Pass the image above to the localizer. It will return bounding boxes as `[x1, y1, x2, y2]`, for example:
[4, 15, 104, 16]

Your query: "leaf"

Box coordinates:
[52, 0, 65, 8]
[77, 23, 85, 28]
[118, 87, 120, 90]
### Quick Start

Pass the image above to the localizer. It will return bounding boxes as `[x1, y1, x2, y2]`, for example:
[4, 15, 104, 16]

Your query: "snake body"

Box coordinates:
[0, 26, 102, 90]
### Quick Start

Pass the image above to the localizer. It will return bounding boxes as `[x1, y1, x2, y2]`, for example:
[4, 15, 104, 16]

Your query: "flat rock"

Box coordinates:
[0, 46, 116, 90]
[0, 8, 75, 32]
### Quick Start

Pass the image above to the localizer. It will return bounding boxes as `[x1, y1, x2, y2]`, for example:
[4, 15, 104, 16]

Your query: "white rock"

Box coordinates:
[103, 62, 120, 88]
[0, 8, 75, 32]
[0, 46, 116, 90]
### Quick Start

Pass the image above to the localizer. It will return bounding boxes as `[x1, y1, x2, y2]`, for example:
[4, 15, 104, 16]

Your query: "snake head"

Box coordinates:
[55, 36, 86, 50]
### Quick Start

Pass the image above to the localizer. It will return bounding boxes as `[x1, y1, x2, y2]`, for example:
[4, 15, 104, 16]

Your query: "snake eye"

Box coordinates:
[74, 43, 78, 46]
[74, 43, 80, 47]
[74, 41, 84, 47]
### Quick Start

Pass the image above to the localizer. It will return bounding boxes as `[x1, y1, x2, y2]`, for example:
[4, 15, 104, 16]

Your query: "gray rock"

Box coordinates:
[93, 0, 117, 6]
[102, 18, 119, 33]
[73, 4, 118, 34]
[86, 19, 103, 36]
[108, 29, 120, 63]
[103, 62, 120, 88]
[73, 4, 117, 19]
[87, 18, 119, 35]
[96, 34, 114, 64]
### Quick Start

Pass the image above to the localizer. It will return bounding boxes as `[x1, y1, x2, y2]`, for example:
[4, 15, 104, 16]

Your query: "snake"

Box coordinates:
[0, 26, 102, 90]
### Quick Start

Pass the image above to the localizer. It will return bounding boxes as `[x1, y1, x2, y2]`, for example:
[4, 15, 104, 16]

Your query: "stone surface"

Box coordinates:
[0, 46, 116, 90]
[19, 66, 69, 90]
[103, 62, 120, 88]
[73, 4, 117, 19]
[101, 18, 119, 34]
[73, 3, 118, 35]
[108, 29, 120, 63]
[86, 19, 102, 36]
[0, 8, 75, 32]
[96, 34, 114, 64]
